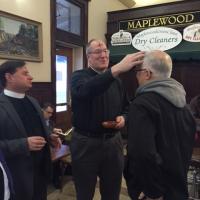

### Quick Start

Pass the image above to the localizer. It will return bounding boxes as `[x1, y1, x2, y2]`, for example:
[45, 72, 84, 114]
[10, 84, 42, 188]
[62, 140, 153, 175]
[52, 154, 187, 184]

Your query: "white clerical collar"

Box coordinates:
[4, 89, 25, 99]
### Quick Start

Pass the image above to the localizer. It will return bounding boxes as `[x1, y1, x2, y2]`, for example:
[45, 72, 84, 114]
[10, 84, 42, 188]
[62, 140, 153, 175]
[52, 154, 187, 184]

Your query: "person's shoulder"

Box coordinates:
[0, 93, 9, 103]
[72, 68, 93, 81]
[134, 92, 158, 105]
[72, 68, 89, 75]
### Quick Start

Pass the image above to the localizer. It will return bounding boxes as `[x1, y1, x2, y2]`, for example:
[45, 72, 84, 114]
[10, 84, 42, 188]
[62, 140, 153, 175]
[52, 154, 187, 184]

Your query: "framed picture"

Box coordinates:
[0, 11, 43, 62]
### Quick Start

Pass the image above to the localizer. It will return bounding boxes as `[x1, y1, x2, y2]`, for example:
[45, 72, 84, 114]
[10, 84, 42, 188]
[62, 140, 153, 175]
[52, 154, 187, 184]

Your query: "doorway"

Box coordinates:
[55, 47, 72, 131]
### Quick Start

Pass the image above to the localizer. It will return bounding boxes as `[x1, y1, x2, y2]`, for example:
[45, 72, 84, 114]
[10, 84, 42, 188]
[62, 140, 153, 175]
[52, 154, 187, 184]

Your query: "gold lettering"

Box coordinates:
[135, 20, 142, 29]
[185, 14, 194, 23]
[142, 19, 149, 28]
[159, 17, 169, 25]
[128, 21, 135, 30]
[124, 12, 197, 30]
[153, 18, 160, 27]
[176, 15, 185, 23]
[168, 16, 176, 24]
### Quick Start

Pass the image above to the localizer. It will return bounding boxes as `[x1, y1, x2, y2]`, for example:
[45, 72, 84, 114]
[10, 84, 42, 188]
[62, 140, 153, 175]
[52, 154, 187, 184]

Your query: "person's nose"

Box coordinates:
[29, 75, 33, 80]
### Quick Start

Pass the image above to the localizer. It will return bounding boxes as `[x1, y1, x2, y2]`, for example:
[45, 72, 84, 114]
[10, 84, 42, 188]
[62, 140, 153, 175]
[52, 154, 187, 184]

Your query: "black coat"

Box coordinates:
[125, 92, 196, 200]
[0, 93, 51, 200]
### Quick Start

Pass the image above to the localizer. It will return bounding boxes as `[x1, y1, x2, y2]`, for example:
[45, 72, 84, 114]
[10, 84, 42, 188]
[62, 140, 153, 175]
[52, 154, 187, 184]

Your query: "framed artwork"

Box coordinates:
[0, 11, 43, 62]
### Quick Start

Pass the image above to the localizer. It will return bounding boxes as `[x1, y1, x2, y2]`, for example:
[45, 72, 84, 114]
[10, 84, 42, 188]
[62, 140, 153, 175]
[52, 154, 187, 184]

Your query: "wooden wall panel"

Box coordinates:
[27, 82, 53, 106]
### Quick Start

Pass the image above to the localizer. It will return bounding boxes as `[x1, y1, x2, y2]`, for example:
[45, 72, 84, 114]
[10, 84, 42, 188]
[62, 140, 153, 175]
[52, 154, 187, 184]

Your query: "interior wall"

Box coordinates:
[134, 0, 184, 8]
[88, 0, 127, 41]
[73, 47, 83, 70]
[0, 0, 51, 82]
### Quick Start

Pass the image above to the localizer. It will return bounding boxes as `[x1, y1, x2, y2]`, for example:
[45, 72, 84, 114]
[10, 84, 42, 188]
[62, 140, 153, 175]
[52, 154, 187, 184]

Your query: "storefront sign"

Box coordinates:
[111, 30, 132, 46]
[183, 23, 200, 42]
[120, 11, 200, 32]
[132, 27, 182, 51]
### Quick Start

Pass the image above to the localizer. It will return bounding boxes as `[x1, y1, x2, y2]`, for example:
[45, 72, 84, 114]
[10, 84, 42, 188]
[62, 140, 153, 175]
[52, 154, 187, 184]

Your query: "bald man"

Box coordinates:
[70, 39, 144, 200]
[124, 50, 196, 200]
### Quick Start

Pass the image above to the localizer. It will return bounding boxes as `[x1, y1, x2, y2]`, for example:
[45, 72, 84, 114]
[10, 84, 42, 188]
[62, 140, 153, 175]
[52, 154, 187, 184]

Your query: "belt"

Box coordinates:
[74, 128, 118, 139]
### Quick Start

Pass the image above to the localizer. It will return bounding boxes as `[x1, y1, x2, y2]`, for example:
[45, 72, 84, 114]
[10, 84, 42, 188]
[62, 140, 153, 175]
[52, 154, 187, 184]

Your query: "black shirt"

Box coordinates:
[71, 67, 129, 134]
[7, 96, 46, 172]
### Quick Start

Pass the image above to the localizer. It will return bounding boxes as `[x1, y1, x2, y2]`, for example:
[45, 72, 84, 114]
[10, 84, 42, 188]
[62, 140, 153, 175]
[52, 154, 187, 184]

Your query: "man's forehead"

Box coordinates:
[16, 66, 28, 72]
[91, 40, 106, 49]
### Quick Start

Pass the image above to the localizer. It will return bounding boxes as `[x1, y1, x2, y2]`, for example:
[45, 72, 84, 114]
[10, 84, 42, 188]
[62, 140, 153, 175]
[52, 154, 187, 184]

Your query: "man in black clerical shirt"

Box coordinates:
[70, 39, 144, 200]
[0, 60, 61, 200]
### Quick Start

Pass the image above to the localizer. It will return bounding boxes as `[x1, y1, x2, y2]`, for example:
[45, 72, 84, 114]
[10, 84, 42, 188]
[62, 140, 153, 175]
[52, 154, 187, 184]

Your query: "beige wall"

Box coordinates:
[0, 0, 51, 82]
[73, 47, 83, 71]
[88, 0, 127, 41]
[134, 0, 184, 7]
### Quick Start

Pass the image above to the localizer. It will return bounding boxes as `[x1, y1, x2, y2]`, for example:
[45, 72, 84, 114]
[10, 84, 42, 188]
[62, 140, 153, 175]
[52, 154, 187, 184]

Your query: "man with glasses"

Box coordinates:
[124, 50, 196, 200]
[70, 39, 144, 200]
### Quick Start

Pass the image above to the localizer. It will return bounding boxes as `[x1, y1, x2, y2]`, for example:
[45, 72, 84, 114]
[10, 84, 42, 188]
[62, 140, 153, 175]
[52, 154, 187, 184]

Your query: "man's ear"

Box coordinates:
[5, 73, 13, 82]
[146, 70, 152, 80]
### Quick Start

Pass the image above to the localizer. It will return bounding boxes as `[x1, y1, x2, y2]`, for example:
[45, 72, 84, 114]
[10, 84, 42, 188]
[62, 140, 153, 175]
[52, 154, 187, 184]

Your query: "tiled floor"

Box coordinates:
[47, 176, 131, 200]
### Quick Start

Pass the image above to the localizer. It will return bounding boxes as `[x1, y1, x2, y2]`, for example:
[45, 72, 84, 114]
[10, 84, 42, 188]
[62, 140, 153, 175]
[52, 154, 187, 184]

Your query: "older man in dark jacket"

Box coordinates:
[124, 50, 196, 200]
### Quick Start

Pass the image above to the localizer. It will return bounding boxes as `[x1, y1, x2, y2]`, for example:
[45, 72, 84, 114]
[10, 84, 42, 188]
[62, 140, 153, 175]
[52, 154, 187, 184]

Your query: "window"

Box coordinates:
[56, 55, 67, 112]
[56, 0, 81, 35]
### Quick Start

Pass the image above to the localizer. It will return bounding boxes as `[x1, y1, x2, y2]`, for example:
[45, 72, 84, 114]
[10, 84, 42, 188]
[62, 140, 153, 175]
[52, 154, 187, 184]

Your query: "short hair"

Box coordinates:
[85, 39, 106, 55]
[41, 102, 54, 110]
[86, 39, 97, 55]
[142, 50, 172, 78]
[0, 60, 26, 87]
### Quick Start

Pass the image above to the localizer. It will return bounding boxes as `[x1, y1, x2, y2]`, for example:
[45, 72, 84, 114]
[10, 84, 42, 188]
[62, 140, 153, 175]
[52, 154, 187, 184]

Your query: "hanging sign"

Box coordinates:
[119, 11, 200, 32]
[183, 23, 200, 42]
[132, 27, 182, 51]
[111, 30, 132, 46]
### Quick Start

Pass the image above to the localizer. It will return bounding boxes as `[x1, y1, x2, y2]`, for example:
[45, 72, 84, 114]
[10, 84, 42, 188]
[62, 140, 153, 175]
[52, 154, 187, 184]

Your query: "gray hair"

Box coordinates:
[85, 39, 105, 55]
[142, 50, 172, 78]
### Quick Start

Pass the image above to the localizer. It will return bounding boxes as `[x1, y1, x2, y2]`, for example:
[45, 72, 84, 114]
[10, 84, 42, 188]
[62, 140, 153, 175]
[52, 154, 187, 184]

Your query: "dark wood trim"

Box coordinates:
[55, 0, 88, 47]
[107, 0, 200, 36]
[50, 0, 56, 111]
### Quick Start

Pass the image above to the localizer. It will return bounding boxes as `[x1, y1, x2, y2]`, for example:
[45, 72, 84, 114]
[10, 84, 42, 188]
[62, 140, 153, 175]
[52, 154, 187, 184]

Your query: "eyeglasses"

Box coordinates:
[88, 49, 110, 55]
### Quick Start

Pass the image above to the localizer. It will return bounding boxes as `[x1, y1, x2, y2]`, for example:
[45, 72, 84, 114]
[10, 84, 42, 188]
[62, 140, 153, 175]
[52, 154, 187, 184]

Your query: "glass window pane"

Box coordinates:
[56, 0, 81, 35]
[56, 55, 67, 105]
[56, 105, 67, 112]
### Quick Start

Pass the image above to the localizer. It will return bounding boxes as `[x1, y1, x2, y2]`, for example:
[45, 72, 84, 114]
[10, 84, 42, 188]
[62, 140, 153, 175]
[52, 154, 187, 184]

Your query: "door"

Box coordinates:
[55, 47, 72, 131]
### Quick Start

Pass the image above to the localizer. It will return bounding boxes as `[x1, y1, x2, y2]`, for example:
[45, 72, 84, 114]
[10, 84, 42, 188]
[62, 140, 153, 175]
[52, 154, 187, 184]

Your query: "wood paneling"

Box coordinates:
[27, 82, 53, 106]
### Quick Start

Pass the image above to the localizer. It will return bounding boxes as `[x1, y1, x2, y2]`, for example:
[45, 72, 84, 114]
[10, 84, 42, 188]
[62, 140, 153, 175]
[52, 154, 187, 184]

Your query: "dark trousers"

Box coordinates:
[32, 171, 47, 200]
[70, 131, 124, 200]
